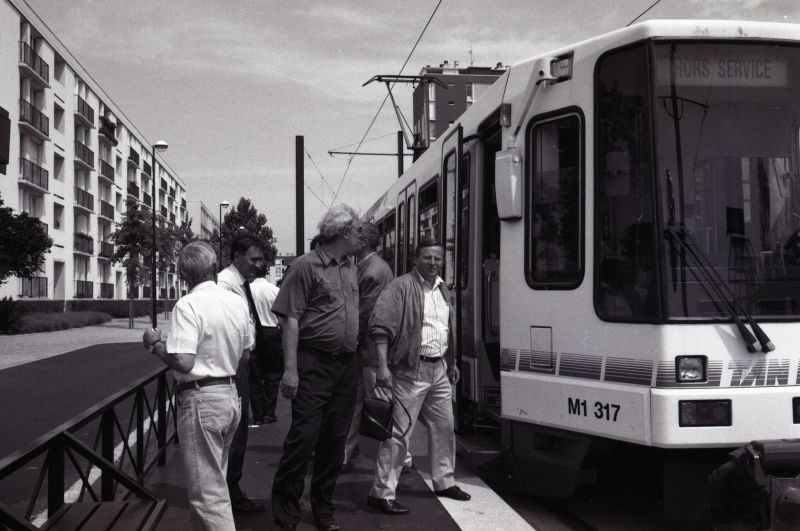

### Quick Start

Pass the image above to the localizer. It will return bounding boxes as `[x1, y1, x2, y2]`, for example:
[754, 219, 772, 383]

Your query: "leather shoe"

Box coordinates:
[314, 518, 340, 531]
[231, 494, 265, 513]
[366, 496, 410, 515]
[263, 415, 277, 424]
[434, 486, 471, 501]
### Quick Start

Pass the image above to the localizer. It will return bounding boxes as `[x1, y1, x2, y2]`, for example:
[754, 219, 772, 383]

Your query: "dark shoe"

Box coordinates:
[232, 494, 266, 513]
[366, 496, 409, 515]
[314, 518, 340, 531]
[263, 415, 277, 424]
[434, 485, 471, 501]
[401, 464, 414, 475]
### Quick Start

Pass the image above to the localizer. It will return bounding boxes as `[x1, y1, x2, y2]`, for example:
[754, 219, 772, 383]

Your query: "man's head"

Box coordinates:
[413, 238, 444, 283]
[356, 222, 381, 258]
[230, 232, 265, 282]
[317, 204, 361, 255]
[178, 241, 217, 288]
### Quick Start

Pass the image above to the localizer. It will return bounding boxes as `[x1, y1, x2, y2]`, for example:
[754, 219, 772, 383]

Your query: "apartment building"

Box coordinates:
[187, 200, 220, 241]
[0, 0, 189, 302]
[412, 61, 506, 150]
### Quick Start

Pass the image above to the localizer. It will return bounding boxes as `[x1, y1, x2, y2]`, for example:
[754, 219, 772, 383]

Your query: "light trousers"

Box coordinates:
[369, 358, 455, 500]
[177, 383, 241, 531]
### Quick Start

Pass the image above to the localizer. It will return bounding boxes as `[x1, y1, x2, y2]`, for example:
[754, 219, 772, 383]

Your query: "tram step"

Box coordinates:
[456, 431, 502, 467]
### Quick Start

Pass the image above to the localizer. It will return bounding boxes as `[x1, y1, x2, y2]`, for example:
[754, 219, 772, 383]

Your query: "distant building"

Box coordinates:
[0, 0, 189, 302]
[187, 200, 219, 241]
[268, 255, 296, 285]
[412, 61, 506, 151]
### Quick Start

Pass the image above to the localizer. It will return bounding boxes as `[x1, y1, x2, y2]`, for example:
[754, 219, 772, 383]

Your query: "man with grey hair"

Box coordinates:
[143, 240, 254, 530]
[270, 204, 361, 531]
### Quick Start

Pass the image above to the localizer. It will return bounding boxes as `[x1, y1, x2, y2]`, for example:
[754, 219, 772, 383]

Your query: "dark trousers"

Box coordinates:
[250, 333, 283, 420]
[271, 350, 357, 526]
[227, 356, 249, 502]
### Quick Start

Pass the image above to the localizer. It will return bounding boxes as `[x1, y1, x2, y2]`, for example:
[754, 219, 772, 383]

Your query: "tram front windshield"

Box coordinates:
[596, 42, 800, 321]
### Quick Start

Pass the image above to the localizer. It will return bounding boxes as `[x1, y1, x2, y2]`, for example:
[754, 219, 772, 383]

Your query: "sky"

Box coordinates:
[22, 0, 800, 254]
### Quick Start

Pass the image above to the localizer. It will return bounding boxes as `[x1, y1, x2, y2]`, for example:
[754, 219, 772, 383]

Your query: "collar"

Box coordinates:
[223, 264, 246, 285]
[359, 252, 376, 265]
[315, 246, 351, 266]
[190, 280, 217, 293]
[412, 268, 443, 290]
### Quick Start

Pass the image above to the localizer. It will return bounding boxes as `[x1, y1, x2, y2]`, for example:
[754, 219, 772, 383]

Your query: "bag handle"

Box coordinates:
[370, 384, 413, 439]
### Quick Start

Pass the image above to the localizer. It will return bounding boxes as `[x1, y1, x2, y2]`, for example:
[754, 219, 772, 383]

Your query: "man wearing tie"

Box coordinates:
[217, 232, 267, 514]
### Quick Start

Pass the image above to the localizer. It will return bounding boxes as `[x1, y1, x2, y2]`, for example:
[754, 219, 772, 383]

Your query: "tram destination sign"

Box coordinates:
[656, 54, 787, 87]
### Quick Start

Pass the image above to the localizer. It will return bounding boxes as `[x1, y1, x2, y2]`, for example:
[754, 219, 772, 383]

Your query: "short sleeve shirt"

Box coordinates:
[250, 278, 280, 327]
[166, 281, 255, 383]
[272, 248, 359, 353]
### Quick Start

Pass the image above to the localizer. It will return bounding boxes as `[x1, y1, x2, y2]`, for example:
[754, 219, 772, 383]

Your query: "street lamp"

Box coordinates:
[151, 140, 168, 329]
[219, 201, 230, 271]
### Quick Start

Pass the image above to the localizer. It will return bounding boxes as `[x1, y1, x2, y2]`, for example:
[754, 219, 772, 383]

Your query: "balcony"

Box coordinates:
[74, 187, 94, 212]
[128, 147, 140, 168]
[127, 181, 140, 199]
[74, 232, 94, 254]
[98, 116, 117, 145]
[35, 219, 48, 235]
[142, 161, 152, 176]
[160, 206, 168, 218]
[99, 282, 114, 299]
[74, 140, 94, 170]
[74, 280, 93, 299]
[99, 240, 114, 258]
[168, 263, 176, 273]
[18, 158, 49, 191]
[180, 198, 187, 209]
[74, 95, 94, 127]
[142, 192, 152, 208]
[99, 160, 114, 183]
[19, 276, 47, 298]
[159, 288, 167, 300]
[100, 200, 114, 220]
[142, 286, 151, 299]
[19, 99, 49, 139]
[168, 187, 175, 198]
[160, 179, 168, 193]
[18, 42, 49, 85]
[169, 213, 175, 224]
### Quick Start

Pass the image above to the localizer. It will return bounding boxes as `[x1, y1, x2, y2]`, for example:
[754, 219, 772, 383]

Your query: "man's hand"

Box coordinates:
[143, 328, 161, 350]
[280, 368, 299, 399]
[376, 364, 393, 389]
[449, 365, 461, 385]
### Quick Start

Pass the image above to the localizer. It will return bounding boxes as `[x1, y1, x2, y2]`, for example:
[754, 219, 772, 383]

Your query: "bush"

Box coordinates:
[68, 299, 177, 318]
[16, 311, 112, 334]
[16, 299, 66, 315]
[0, 297, 23, 334]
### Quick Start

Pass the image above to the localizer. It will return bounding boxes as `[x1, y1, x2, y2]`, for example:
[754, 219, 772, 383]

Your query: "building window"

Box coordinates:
[466, 83, 473, 104]
[54, 55, 65, 84]
[53, 153, 64, 181]
[53, 203, 64, 230]
[428, 102, 436, 122]
[428, 83, 436, 102]
[53, 103, 64, 133]
[526, 112, 583, 289]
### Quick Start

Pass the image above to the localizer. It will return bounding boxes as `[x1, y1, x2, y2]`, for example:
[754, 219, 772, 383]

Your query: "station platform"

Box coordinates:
[146, 393, 526, 530]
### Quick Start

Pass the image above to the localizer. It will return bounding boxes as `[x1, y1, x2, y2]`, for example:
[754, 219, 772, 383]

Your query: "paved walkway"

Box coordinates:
[0, 315, 173, 370]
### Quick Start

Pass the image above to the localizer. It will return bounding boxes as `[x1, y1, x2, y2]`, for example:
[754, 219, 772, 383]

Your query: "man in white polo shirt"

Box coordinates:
[143, 241, 253, 530]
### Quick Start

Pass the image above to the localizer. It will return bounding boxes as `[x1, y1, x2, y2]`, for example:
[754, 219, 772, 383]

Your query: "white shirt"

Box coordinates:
[250, 277, 280, 327]
[217, 264, 257, 331]
[166, 281, 255, 383]
[418, 276, 449, 358]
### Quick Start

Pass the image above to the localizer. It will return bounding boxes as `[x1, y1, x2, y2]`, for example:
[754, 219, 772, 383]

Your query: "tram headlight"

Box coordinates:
[792, 397, 800, 424]
[675, 356, 707, 382]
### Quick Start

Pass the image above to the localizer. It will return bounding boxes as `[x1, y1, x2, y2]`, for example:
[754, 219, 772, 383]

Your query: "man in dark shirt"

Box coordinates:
[270, 204, 361, 531]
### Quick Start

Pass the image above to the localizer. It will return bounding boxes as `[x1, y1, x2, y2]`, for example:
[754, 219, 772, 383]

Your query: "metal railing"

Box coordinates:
[74, 279, 93, 298]
[168, 187, 175, 198]
[75, 95, 94, 125]
[19, 100, 49, 137]
[19, 158, 49, 190]
[127, 182, 140, 199]
[99, 282, 114, 298]
[142, 161, 152, 176]
[74, 140, 94, 168]
[19, 41, 49, 81]
[74, 187, 94, 211]
[100, 160, 114, 181]
[100, 200, 114, 220]
[142, 192, 152, 208]
[18, 276, 47, 298]
[160, 206, 168, 218]
[169, 213, 175, 224]
[73, 233, 94, 255]
[0, 368, 177, 528]
[35, 220, 48, 236]
[128, 148, 140, 166]
[160, 179, 168, 193]
[99, 241, 114, 259]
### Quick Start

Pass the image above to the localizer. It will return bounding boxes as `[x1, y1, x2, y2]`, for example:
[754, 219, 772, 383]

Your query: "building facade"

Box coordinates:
[187, 200, 219, 241]
[0, 0, 188, 302]
[412, 61, 506, 150]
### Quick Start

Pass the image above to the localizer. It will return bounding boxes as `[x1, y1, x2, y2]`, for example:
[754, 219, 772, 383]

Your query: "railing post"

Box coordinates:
[136, 389, 145, 482]
[100, 410, 115, 500]
[157, 374, 167, 466]
[47, 436, 65, 517]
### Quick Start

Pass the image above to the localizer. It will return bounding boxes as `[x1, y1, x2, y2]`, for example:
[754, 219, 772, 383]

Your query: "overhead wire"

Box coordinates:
[329, 132, 399, 152]
[305, 149, 337, 198]
[329, 0, 445, 207]
[626, 0, 665, 26]
[304, 182, 327, 208]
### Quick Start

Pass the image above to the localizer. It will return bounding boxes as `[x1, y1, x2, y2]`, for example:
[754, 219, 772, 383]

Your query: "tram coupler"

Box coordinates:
[709, 440, 800, 530]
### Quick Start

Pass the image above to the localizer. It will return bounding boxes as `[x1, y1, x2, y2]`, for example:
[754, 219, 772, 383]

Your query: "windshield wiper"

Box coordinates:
[665, 226, 775, 353]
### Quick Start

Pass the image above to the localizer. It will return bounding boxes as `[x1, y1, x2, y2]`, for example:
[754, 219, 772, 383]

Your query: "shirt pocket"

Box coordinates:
[312, 278, 343, 311]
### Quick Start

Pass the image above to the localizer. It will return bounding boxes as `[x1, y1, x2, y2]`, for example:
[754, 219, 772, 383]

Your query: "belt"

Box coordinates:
[176, 376, 235, 392]
[298, 342, 354, 361]
[420, 355, 443, 363]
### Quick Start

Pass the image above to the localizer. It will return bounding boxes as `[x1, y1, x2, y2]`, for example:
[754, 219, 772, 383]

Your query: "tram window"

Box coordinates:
[382, 212, 396, 273]
[407, 194, 416, 271]
[595, 43, 658, 321]
[526, 113, 583, 288]
[397, 201, 406, 274]
[459, 153, 471, 289]
[419, 178, 440, 241]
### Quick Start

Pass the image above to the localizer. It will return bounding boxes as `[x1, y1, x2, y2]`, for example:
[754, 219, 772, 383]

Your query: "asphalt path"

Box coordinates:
[0, 342, 162, 459]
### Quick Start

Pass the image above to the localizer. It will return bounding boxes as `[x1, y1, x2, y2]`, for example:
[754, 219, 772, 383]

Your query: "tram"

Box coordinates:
[364, 20, 800, 526]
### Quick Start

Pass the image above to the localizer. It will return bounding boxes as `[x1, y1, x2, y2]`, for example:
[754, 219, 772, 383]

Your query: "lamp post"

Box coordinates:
[218, 201, 230, 270]
[151, 140, 168, 329]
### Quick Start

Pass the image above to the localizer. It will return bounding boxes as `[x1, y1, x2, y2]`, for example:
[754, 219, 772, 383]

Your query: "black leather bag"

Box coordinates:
[360, 386, 411, 442]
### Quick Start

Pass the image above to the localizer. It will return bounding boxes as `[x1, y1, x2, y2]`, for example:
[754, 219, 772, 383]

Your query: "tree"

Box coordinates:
[111, 198, 152, 325]
[214, 197, 277, 269]
[0, 194, 52, 285]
